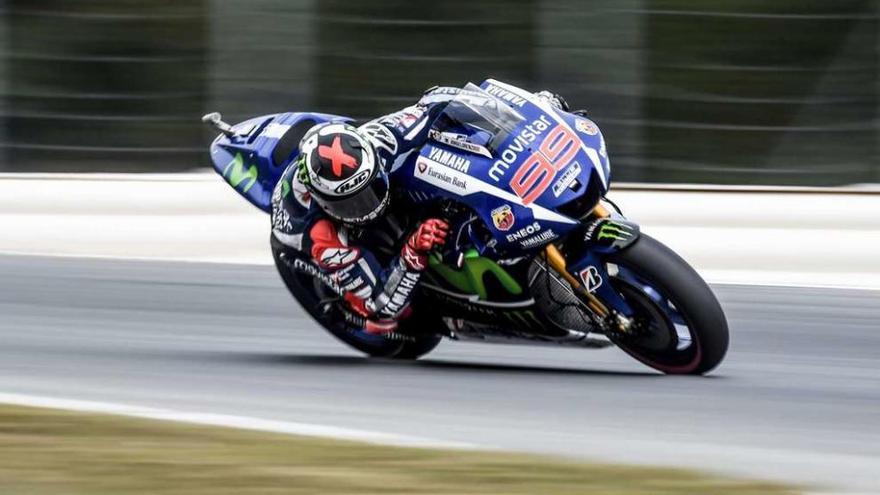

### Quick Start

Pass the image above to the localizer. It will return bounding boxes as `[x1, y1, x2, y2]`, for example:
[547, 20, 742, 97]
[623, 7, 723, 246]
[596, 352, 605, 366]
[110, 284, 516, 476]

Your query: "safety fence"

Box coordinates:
[0, 1, 877, 185]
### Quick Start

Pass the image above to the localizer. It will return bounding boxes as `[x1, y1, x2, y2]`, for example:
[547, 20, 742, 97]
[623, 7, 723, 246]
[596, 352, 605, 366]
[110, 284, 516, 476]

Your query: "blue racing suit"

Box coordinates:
[270, 85, 566, 333]
[270, 86, 462, 333]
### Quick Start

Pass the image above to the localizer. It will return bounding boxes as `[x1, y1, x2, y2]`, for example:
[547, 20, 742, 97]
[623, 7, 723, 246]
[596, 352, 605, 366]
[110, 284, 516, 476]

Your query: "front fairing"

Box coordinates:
[391, 80, 610, 255]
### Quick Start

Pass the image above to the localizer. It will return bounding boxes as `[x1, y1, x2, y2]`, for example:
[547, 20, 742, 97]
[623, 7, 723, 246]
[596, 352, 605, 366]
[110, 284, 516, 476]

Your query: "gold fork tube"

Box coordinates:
[544, 244, 610, 318]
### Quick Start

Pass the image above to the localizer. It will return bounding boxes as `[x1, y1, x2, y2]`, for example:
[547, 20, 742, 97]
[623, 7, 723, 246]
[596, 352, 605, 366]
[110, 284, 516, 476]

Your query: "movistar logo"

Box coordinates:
[597, 222, 632, 241]
[223, 153, 258, 192]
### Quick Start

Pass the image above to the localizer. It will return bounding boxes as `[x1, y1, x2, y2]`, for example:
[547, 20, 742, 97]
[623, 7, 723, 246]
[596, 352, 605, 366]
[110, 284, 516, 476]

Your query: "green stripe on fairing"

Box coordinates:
[223, 153, 258, 193]
[428, 252, 523, 300]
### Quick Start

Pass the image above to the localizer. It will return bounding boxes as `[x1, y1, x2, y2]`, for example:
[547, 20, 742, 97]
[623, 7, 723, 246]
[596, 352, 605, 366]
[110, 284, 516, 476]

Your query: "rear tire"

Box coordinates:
[607, 234, 729, 375]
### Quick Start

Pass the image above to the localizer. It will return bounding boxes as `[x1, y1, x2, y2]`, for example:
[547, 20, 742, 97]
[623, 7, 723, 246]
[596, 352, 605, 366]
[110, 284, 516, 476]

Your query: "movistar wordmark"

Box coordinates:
[223, 153, 258, 193]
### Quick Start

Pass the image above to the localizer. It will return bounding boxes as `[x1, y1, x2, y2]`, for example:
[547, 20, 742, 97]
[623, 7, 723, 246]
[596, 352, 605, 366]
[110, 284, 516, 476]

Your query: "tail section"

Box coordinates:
[204, 111, 351, 212]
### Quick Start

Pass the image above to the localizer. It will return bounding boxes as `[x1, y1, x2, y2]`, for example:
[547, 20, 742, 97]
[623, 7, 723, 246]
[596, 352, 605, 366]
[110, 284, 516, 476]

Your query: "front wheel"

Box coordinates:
[606, 234, 729, 375]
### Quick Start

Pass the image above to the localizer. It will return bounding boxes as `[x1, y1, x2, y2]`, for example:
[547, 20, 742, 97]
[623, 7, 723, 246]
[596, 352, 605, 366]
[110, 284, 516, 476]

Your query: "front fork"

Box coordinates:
[542, 203, 640, 334]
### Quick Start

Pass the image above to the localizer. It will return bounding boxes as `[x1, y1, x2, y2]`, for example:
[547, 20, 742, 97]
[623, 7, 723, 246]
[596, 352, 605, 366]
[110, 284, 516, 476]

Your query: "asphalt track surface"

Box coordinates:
[0, 255, 877, 493]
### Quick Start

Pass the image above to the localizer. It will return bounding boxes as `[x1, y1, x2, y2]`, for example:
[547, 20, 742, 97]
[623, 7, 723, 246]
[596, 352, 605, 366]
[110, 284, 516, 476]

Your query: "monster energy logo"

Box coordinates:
[223, 153, 258, 193]
[597, 221, 632, 242]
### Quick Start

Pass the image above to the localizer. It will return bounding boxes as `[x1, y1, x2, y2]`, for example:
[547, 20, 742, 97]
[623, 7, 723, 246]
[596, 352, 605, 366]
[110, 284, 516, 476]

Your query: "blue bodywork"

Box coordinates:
[397, 79, 611, 255]
[209, 112, 350, 212]
[208, 80, 634, 316]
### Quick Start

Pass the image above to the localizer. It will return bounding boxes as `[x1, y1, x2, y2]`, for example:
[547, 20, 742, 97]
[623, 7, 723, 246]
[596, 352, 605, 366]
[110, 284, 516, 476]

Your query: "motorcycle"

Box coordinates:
[202, 79, 729, 375]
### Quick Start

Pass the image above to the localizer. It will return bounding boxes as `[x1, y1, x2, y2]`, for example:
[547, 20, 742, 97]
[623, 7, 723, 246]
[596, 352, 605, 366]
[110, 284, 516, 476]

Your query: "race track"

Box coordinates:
[0, 255, 877, 493]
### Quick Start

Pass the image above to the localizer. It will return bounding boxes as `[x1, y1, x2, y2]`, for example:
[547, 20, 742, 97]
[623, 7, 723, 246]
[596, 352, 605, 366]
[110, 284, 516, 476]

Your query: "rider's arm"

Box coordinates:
[357, 86, 462, 169]
[359, 86, 572, 170]
[534, 90, 570, 111]
[307, 217, 448, 334]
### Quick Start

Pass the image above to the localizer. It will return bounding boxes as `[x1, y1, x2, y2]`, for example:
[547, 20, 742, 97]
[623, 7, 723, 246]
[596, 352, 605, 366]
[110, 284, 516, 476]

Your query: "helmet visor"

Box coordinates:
[313, 170, 389, 225]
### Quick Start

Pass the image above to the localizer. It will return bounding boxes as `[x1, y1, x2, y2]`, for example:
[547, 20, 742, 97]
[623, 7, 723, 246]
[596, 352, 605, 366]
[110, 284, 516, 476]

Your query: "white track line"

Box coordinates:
[0, 392, 476, 450]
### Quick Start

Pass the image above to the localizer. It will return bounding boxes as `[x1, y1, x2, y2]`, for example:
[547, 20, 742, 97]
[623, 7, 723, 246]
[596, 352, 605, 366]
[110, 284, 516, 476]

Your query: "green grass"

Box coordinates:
[0, 404, 800, 495]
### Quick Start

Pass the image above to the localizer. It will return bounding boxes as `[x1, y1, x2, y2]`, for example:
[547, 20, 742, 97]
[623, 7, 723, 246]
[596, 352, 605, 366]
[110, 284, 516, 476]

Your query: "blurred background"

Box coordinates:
[0, 0, 877, 185]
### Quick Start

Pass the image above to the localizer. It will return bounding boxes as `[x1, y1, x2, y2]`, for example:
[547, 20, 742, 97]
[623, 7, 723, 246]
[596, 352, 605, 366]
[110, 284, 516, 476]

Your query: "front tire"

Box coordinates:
[607, 234, 729, 375]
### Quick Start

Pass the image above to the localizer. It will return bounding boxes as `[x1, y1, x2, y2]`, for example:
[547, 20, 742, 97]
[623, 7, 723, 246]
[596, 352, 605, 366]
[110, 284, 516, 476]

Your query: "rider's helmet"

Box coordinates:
[298, 122, 389, 225]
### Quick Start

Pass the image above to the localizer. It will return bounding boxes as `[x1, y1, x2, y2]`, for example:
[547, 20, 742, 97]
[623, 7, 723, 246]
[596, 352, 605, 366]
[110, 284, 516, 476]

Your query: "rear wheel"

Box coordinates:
[271, 237, 441, 359]
[606, 234, 729, 375]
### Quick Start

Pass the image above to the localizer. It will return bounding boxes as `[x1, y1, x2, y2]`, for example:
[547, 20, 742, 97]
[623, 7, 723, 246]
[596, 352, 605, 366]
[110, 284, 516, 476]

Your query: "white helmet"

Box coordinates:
[298, 122, 390, 225]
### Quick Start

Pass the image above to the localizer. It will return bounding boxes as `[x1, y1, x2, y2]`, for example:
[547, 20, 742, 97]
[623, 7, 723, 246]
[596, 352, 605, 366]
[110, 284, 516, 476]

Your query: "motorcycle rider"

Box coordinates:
[270, 85, 569, 335]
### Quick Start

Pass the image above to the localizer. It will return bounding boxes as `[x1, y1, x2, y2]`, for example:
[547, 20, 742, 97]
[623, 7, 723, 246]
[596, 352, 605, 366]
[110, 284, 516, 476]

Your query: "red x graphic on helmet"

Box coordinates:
[318, 136, 358, 177]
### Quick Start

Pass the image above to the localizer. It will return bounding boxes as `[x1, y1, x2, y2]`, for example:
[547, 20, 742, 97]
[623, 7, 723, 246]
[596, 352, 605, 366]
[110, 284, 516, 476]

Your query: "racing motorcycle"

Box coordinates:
[202, 79, 729, 375]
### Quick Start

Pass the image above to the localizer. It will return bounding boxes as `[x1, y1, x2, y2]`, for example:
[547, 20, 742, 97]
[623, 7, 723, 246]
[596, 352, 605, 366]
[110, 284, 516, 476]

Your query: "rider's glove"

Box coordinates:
[401, 218, 449, 271]
[535, 90, 570, 112]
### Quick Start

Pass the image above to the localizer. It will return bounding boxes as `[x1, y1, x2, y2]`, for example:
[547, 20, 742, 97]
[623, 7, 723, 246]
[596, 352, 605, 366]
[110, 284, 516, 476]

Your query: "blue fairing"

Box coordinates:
[392, 79, 611, 256]
[211, 79, 612, 261]
[208, 112, 351, 212]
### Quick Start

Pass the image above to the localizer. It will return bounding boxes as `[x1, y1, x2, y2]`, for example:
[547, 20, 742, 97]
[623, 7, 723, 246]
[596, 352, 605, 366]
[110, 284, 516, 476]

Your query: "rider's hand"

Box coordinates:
[535, 90, 569, 112]
[402, 218, 449, 271]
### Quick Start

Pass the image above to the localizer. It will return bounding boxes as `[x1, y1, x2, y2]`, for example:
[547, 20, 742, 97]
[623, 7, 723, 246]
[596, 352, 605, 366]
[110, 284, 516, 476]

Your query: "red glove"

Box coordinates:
[401, 218, 449, 271]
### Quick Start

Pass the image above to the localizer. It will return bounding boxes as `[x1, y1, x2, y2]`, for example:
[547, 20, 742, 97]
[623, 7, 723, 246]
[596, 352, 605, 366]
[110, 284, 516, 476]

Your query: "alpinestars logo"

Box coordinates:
[360, 122, 399, 156]
[318, 247, 359, 269]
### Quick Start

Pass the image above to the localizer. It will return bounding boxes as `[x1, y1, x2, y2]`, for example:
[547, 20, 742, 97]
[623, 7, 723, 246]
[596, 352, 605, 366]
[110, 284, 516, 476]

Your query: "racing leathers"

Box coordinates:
[270, 86, 567, 335]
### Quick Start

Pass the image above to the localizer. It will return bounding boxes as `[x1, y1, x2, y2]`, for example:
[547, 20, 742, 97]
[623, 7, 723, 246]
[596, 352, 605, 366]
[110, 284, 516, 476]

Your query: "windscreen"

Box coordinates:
[430, 83, 526, 155]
